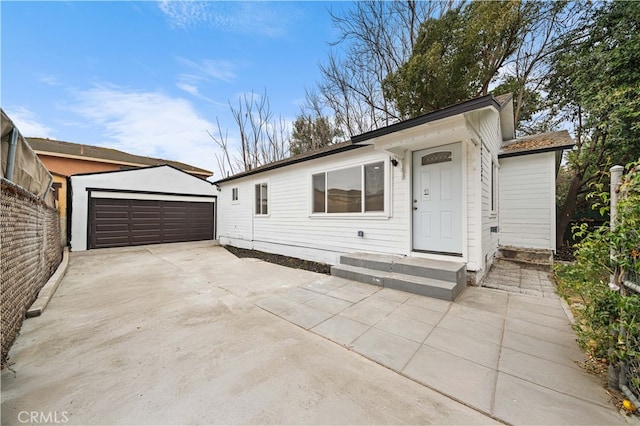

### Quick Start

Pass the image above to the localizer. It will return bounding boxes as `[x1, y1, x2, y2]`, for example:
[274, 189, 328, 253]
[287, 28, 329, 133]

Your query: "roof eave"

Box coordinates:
[351, 95, 501, 144]
[498, 143, 574, 158]
[214, 144, 364, 184]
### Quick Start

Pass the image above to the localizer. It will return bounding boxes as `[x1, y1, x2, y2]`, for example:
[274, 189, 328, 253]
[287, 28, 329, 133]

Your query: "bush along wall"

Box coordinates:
[1, 179, 62, 368]
[555, 162, 640, 407]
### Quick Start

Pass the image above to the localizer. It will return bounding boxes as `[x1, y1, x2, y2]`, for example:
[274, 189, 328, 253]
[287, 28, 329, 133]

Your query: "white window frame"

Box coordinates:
[254, 181, 269, 216]
[310, 160, 389, 218]
[491, 159, 499, 215]
[231, 187, 239, 204]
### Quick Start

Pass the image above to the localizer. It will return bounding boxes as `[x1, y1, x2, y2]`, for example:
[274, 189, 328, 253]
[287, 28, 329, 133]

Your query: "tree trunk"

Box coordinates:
[556, 173, 583, 248]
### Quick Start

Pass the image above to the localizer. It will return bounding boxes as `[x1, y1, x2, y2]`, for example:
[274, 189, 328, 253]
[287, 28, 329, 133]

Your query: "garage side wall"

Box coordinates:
[1, 179, 62, 368]
[71, 167, 216, 251]
[498, 152, 556, 251]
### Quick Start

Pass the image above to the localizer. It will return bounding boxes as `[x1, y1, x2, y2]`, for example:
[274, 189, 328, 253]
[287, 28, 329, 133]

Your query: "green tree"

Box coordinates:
[383, 1, 526, 118]
[313, 1, 583, 135]
[315, 1, 452, 135]
[290, 114, 343, 156]
[549, 0, 640, 247]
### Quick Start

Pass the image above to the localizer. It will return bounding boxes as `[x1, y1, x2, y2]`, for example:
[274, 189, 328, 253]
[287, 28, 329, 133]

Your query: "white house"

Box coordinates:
[214, 94, 571, 298]
[70, 165, 217, 251]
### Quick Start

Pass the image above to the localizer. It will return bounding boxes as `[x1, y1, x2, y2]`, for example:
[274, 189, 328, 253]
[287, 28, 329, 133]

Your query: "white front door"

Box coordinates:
[412, 143, 462, 254]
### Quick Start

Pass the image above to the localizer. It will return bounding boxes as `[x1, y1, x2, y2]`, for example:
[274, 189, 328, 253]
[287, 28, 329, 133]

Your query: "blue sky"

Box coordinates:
[1, 1, 346, 177]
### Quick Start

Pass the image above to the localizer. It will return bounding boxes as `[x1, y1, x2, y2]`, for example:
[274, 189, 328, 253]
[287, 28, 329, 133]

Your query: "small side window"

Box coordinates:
[232, 187, 239, 202]
[255, 183, 268, 215]
[491, 161, 498, 212]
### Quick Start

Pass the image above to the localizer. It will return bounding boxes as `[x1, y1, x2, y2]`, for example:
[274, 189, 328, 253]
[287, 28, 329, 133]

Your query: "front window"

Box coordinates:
[364, 162, 384, 212]
[327, 166, 361, 213]
[255, 183, 268, 215]
[312, 173, 325, 213]
[312, 161, 385, 214]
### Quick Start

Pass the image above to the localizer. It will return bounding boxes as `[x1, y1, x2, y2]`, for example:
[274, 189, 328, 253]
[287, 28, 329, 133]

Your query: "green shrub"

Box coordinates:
[555, 162, 640, 364]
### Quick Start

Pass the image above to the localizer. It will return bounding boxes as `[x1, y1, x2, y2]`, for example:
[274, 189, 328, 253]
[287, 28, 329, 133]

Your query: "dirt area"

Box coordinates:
[554, 244, 576, 262]
[224, 245, 332, 275]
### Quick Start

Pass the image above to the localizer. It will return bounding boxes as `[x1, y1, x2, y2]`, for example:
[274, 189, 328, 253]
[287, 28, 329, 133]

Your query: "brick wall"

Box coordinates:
[1, 179, 62, 368]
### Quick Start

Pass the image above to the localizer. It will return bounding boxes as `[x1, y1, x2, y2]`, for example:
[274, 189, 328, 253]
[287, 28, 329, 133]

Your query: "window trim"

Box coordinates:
[254, 180, 269, 216]
[491, 159, 498, 215]
[309, 160, 389, 218]
[231, 187, 239, 204]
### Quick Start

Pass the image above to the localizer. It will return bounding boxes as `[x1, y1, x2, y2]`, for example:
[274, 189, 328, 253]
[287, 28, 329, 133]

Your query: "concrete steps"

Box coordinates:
[331, 253, 466, 301]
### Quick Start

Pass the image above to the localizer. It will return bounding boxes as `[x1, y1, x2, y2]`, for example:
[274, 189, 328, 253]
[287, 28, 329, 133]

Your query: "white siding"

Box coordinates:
[468, 110, 501, 277]
[217, 110, 506, 271]
[466, 140, 482, 271]
[217, 179, 254, 249]
[218, 147, 410, 265]
[499, 152, 555, 250]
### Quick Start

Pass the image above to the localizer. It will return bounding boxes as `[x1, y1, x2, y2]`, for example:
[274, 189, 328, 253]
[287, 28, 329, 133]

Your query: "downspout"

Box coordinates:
[43, 174, 54, 199]
[6, 127, 19, 181]
[66, 176, 72, 246]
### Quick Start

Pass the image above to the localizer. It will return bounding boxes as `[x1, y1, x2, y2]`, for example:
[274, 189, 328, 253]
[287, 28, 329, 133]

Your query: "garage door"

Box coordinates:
[89, 198, 214, 249]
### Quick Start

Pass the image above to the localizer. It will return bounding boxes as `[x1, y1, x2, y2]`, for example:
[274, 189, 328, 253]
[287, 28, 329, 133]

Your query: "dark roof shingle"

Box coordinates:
[215, 140, 361, 184]
[499, 130, 574, 157]
[27, 137, 212, 177]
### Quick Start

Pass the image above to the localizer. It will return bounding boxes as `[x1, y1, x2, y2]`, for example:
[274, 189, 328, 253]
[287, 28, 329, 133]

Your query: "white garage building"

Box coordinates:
[70, 165, 217, 251]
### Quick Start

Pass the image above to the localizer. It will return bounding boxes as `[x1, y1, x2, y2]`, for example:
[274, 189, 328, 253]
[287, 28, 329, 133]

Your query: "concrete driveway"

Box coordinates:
[2, 242, 495, 425]
[1, 242, 626, 425]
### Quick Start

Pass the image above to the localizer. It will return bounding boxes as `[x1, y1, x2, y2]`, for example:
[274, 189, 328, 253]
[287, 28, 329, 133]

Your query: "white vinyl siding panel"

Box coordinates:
[470, 110, 501, 272]
[217, 180, 253, 248]
[499, 152, 555, 250]
[466, 141, 481, 270]
[217, 147, 409, 264]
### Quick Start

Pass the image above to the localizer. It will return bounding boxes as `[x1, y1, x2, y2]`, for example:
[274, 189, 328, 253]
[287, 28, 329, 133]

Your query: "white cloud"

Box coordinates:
[176, 81, 200, 96]
[70, 85, 220, 176]
[158, 0, 300, 37]
[175, 57, 235, 106]
[158, 0, 210, 29]
[6, 107, 56, 138]
[38, 74, 61, 86]
[177, 57, 236, 83]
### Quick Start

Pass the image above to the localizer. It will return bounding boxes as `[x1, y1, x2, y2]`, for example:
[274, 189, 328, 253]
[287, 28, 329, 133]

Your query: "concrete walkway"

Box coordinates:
[1, 242, 627, 425]
[260, 278, 623, 425]
[482, 258, 558, 298]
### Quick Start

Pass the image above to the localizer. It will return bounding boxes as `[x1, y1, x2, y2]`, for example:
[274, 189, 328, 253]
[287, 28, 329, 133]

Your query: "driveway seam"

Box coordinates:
[262, 301, 513, 426]
[491, 292, 509, 414]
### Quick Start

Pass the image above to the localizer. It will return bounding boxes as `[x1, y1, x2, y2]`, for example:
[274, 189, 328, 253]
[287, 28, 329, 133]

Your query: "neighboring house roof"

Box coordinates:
[499, 130, 574, 158]
[216, 94, 514, 185]
[27, 137, 212, 178]
[214, 140, 363, 184]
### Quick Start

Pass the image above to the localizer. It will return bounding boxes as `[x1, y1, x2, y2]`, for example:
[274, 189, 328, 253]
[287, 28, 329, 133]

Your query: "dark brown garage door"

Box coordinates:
[89, 198, 214, 249]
